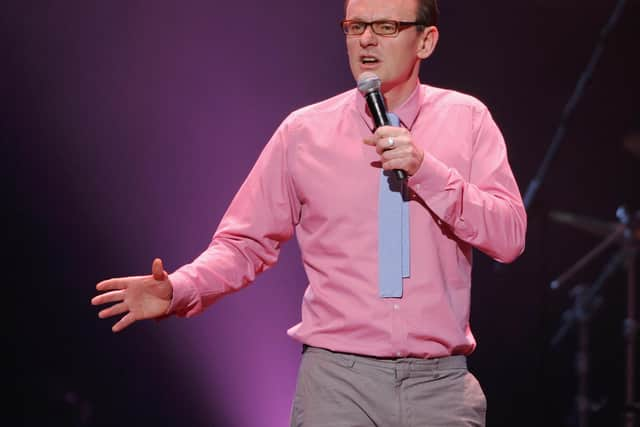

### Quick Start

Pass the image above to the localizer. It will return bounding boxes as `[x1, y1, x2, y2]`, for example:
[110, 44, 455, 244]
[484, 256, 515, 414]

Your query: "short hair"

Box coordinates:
[344, 0, 439, 28]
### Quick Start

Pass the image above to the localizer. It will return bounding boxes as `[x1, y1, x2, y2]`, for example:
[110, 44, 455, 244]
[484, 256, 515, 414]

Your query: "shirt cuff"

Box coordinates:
[166, 269, 201, 317]
[408, 152, 475, 240]
[409, 151, 452, 202]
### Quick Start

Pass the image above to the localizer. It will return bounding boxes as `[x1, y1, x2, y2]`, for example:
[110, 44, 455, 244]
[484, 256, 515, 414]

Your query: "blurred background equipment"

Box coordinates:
[549, 206, 639, 427]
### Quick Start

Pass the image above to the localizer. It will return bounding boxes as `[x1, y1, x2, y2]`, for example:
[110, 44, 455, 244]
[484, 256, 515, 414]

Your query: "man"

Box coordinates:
[92, 0, 527, 425]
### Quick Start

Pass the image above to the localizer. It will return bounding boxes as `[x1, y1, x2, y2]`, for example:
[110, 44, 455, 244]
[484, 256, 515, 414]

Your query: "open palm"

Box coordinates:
[91, 258, 173, 332]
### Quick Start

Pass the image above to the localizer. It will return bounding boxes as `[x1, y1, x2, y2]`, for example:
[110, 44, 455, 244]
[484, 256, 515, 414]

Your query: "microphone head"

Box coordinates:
[357, 72, 382, 95]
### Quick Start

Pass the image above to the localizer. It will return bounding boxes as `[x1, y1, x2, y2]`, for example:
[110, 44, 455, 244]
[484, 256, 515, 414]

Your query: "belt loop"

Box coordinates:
[433, 358, 440, 378]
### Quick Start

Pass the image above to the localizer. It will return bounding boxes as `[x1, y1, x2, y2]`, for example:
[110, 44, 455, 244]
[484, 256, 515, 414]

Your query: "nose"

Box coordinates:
[359, 24, 378, 47]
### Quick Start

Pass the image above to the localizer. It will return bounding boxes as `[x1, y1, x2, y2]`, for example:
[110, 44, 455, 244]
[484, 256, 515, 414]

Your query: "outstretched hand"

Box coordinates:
[91, 258, 173, 333]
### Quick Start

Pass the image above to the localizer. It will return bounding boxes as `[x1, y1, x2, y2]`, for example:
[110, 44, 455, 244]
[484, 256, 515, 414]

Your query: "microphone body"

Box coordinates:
[366, 90, 391, 128]
[357, 73, 406, 180]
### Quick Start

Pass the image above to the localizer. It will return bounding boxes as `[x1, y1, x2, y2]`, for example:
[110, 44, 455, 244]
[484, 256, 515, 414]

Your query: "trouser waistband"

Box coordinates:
[302, 344, 467, 370]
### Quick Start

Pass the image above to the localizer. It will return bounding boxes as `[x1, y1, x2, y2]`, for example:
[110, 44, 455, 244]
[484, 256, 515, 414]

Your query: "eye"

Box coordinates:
[349, 21, 366, 33]
[377, 22, 397, 34]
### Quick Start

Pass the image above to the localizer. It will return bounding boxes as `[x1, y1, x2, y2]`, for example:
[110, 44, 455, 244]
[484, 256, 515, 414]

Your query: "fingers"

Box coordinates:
[381, 157, 409, 172]
[373, 125, 408, 139]
[96, 274, 148, 291]
[362, 126, 403, 144]
[363, 136, 406, 154]
[112, 312, 136, 333]
[98, 301, 129, 319]
[96, 278, 128, 292]
[369, 136, 412, 156]
[363, 127, 411, 155]
[362, 126, 423, 175]
[381, 147, 424, 174]
[95, 258, 165, 293]
[93, 258, 168, 333]
[96, 302, 136, 333]
[380, 145, 411, 161]
[152, 258, 167, 281]
[91, 289, 126, 306]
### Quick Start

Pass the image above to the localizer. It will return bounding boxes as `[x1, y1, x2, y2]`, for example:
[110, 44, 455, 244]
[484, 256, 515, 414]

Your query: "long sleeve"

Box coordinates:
[409, 104, 527, 263]
[159, 85, 527, 358]
[167, 119, 301, 317]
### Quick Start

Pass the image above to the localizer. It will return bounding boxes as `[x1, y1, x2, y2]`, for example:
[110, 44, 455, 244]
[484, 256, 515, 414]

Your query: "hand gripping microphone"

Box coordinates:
[357, 72, 406, 181]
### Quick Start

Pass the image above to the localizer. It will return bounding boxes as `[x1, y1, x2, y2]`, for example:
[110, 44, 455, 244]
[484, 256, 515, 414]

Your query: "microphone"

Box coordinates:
[357, 72, 406, 180]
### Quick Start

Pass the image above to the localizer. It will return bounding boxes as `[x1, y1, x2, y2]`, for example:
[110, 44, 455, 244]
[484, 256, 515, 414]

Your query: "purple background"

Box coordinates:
[6, 1, 639, 426]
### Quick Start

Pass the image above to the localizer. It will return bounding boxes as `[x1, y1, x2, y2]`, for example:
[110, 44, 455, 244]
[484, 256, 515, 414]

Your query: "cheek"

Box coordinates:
[393, 45, 418, 71]
[346, 40, 358, 59]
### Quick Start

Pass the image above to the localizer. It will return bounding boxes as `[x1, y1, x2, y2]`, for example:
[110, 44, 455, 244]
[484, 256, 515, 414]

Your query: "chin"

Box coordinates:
[351, 63, 382, 80]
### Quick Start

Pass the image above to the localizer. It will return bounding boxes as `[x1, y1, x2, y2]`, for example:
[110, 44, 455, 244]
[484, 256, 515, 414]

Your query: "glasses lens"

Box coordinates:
[373, 21, 398, 35]
[341, 20, 402, 36]
[343, 21, 366, 35]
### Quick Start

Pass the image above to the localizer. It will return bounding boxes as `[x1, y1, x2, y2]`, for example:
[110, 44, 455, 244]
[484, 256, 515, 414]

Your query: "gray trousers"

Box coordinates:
[290, 346, 486, 427]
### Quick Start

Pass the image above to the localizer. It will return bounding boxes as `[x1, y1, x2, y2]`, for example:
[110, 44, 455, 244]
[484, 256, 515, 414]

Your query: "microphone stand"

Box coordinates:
[521, 0, 628, 211]
[622, 212, 638, 427]
[550, 207, 639, 427]
[551, 259, 620, 427]
[493, 0, 628, 273]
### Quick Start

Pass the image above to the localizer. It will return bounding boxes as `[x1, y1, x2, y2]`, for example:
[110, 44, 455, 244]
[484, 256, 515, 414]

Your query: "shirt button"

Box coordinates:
[393, 304, 400, 310]
[416, 184, 421, 190]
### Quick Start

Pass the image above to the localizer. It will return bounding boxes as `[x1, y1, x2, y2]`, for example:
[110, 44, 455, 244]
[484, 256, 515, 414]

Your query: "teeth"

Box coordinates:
[362, 57, 378, 63]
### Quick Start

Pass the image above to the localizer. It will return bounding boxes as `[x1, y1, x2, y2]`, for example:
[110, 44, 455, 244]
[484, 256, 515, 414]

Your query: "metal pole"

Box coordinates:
[623, 236, 638, 427]
[576, 285, 590, 427]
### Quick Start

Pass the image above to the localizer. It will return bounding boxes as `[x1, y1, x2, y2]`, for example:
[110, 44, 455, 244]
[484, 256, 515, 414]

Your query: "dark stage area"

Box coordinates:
[5, 1, 639, 426]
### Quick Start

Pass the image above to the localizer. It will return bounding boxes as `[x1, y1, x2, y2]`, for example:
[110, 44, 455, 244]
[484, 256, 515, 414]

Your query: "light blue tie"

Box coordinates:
[378, 112, 410, 298]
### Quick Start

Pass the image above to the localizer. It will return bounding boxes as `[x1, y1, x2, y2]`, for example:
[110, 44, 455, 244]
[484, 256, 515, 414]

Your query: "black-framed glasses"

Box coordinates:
[340, 19, 426, 37]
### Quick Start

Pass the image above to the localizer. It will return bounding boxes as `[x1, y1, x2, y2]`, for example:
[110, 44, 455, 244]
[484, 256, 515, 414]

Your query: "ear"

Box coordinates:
[417, 26, 439, 60]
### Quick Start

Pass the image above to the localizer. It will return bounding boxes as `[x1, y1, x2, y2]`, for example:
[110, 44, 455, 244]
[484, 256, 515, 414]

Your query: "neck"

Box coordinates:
[381, 68, 420, 111]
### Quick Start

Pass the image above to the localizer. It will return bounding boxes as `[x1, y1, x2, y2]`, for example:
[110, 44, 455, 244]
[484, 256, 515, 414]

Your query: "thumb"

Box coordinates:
[152, 258, 167, 281]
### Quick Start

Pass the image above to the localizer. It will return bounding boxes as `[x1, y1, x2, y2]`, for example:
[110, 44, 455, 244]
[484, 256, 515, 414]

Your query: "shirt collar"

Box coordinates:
[354, 81, 423, 131]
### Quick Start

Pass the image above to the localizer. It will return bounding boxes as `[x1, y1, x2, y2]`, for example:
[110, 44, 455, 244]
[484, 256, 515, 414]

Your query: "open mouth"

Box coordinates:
[361, 56, 380, 64]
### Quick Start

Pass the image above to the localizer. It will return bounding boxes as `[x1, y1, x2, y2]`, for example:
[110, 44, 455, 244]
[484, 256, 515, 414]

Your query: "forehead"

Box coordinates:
[345, 0, 417, 20]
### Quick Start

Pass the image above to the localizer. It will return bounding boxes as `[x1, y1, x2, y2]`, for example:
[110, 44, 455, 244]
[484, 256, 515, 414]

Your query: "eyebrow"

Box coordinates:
[347, 16, 414, 24]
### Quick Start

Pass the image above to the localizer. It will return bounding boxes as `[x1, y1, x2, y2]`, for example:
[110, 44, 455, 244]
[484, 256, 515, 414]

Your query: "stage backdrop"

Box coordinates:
[6, 1, 639, 426]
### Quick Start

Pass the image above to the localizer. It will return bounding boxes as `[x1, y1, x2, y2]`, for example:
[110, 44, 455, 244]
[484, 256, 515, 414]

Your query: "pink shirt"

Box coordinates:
[168, 83, 527, 358]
